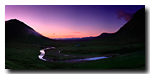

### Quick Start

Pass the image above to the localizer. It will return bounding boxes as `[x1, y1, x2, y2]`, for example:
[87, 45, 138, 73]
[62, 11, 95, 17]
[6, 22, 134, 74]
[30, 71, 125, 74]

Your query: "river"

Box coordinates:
[38, 47, 112, 63]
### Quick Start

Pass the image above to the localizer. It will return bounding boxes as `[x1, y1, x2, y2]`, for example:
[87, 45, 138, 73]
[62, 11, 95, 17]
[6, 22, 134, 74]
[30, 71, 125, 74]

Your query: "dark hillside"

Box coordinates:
[114, 7, 145, 40]
[5, 19, 53, 43]
[95, 7, 145, 43]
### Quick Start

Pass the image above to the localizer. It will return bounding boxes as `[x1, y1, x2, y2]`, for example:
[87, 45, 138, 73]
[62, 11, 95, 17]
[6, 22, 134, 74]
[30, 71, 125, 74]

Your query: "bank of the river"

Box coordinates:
[6, 42, 145, 69]
[39, 47, 119, 63]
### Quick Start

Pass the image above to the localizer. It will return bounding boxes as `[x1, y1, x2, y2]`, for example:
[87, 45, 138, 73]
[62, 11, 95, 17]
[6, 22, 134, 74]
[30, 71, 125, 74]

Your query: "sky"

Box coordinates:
[5, 5, 145, 39]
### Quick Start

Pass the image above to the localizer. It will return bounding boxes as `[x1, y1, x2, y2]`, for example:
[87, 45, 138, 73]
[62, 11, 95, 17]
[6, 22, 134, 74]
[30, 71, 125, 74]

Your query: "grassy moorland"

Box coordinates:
[5, 37, 145, 69]
[5, 7, 145, 69]
[61, 39, 145, 55]
[5, 24, 145, 69]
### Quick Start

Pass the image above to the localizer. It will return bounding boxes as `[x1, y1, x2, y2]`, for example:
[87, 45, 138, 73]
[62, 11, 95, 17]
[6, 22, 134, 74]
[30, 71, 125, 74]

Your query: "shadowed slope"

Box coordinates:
[114, 7, 145, 39]
[95, 7, 145, 43]
[5, 19, 53, 43]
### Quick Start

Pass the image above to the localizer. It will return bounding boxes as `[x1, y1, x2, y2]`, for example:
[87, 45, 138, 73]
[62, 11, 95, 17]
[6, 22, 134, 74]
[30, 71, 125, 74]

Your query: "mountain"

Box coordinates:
[96, 7, 145, 42]
[96, 33, 113, 38]
[5, 7, 145, 43]
[5, 19, 52, 43]
[114, 7, 145, 38]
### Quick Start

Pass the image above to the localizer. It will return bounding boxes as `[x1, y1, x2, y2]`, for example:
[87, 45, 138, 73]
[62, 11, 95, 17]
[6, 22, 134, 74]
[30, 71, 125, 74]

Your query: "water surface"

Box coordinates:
[38, 47, 110, 63]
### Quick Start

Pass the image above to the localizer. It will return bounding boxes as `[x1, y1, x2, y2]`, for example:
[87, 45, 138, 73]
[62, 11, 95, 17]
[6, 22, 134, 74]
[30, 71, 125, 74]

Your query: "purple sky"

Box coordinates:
[5, 5, 145, 38]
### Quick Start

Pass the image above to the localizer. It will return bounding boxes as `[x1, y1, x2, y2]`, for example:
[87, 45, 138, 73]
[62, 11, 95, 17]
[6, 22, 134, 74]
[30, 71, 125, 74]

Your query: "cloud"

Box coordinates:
[116, 10, 134, 21]
[63, 35, 77, 37]
[73, 32, 81, 33]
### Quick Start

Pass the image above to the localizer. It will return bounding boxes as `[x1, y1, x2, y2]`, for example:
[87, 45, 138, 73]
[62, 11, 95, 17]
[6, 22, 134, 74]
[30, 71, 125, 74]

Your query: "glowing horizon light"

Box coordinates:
[5, 5, 145, 39]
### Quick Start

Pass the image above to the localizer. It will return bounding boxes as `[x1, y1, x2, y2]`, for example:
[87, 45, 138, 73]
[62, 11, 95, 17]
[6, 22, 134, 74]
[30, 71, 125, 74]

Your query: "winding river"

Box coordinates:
[38, 47, 112, 63]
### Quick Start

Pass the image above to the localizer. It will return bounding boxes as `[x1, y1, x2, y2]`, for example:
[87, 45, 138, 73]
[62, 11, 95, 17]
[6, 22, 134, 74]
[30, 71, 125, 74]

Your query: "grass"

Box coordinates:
[74, 52, 145, 69]
[61, 42, 145, 55]
[5, 38, 145, 69]
[5, 42, 76, 69]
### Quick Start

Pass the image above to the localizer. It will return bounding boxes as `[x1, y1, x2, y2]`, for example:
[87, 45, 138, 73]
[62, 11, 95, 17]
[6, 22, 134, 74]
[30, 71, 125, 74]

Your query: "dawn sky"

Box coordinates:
[5, 5, 145, 39]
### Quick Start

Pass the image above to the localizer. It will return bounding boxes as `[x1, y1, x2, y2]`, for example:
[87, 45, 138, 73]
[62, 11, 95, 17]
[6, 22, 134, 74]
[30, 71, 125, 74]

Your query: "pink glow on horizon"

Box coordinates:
[5, 5, 144, 39]
[5, 16, 109, 39]
[5, 17, 116, 39]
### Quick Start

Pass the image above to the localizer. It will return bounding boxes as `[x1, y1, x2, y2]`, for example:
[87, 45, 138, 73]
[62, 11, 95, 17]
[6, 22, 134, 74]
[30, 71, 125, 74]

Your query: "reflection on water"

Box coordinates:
[38, 50, 47, 61]
[38, 47, 110, 63]
[63, 56, 108, 62]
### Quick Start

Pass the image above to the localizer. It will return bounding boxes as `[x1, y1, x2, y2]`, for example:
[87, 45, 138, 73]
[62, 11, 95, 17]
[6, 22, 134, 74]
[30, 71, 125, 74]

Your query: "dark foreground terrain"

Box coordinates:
[5, 7, 145, 69]
[5, 39, 145, 69]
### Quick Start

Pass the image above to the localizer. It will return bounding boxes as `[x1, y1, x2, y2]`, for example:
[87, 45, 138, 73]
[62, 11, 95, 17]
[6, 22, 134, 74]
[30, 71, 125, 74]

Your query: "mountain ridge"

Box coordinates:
[5, 7, 145, 42]
[5, 19, 52, 43]
[95, 7, 145, 42]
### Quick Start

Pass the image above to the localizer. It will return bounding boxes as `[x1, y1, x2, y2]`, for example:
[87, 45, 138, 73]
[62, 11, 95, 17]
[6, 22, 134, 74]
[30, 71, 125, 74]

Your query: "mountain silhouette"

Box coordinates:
[5, 7, 145, 43]
[96, 33, 113, 38]
[5, 19, 52, 43]
[114, 7, 145, 38]
[96, 7, 145, 42]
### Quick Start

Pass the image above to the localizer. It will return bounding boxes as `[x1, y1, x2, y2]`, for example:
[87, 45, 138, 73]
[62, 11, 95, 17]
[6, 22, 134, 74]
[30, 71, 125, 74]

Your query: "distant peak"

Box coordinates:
[9, 19, 19, 21]
[6, 19, 22, 22]
[5, 19, 27, 26]
[5, 19, 35, 30]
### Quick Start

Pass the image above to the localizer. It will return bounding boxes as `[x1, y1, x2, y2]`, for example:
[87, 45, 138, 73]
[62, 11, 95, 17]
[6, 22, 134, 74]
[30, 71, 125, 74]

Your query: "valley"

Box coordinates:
[5, 7, 145, 69]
